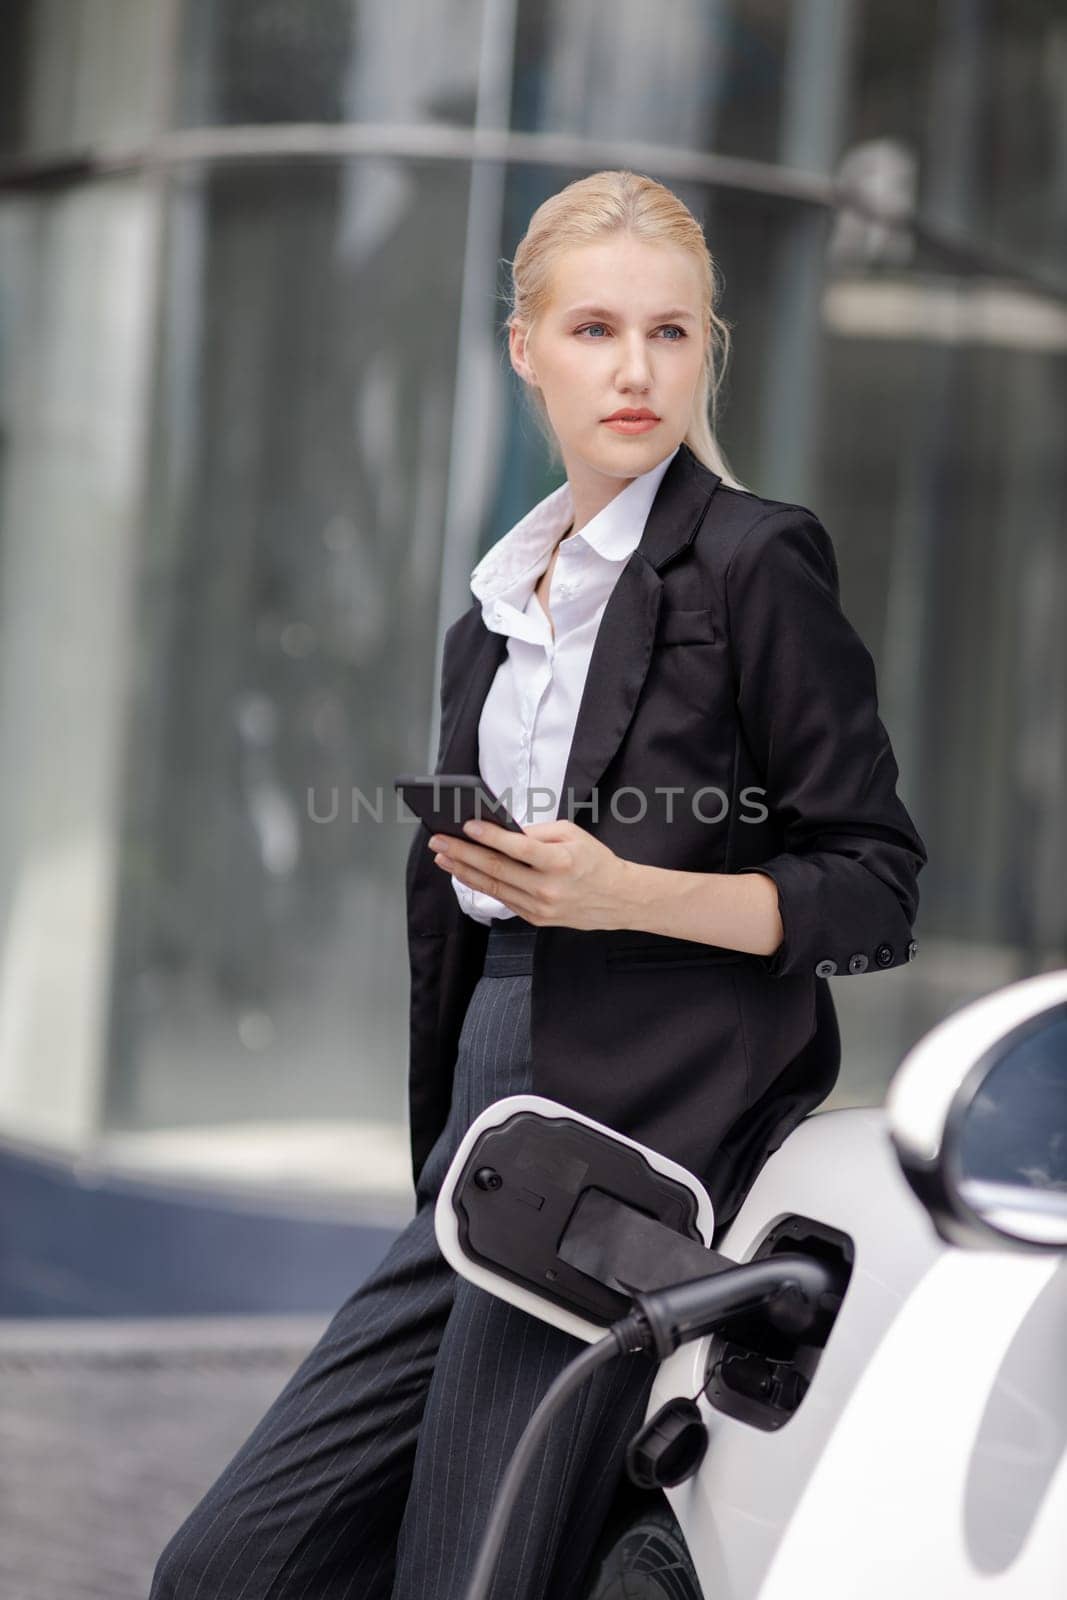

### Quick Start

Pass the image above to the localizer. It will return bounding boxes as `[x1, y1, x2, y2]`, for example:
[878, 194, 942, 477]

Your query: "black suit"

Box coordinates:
[151, 444, 929, 1600]
[406, 441, 927, 1228]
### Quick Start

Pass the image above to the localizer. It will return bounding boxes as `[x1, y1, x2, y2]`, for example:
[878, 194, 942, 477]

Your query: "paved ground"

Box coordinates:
[0, 1316, 330, 1600]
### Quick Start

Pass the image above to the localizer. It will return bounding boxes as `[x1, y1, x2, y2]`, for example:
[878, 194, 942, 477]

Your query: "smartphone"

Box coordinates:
[394, 774, 527, 843]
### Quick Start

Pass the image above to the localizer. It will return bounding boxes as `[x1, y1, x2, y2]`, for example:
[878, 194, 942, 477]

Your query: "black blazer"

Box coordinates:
[404, 442, 927, 1229]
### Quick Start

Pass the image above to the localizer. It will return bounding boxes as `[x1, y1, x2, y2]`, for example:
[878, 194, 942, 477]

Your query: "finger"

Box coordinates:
[436, 853, 547, 921]
[425, 833, 518, 870]
[441, 845, 530, 900]
[438, 835, 524, 880]
[461, 819, 550, 865]
[515, 820, 583, 851]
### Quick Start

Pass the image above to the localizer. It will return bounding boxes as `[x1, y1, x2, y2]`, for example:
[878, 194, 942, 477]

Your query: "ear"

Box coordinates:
[508, 321, 537, 386]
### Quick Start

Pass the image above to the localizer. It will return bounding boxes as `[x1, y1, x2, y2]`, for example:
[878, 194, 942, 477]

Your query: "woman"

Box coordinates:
[152, 170, 926, 1600]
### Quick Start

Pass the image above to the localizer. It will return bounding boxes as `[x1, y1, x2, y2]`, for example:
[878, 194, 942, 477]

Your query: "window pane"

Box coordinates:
[177, 0, 485, 130]
[103, 157, 471, 1144]
[0, 0, 166, 156]
[512, 0, 788, 162]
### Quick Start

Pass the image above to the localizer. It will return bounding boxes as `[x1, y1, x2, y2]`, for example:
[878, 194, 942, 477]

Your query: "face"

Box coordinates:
[509, 233, 708, 488]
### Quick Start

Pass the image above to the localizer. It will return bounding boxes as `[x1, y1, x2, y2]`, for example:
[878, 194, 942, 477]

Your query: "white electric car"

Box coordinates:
[435, 968, 1067, 1600]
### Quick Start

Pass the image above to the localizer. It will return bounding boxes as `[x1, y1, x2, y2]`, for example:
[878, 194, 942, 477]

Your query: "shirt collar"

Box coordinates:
[470, 444, 680, 607]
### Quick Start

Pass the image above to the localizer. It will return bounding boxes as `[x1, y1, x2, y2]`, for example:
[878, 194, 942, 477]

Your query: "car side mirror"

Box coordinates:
[887, 970, 1067, 1250]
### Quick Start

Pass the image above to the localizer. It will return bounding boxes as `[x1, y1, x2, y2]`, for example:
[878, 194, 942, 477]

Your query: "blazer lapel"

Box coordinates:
[434, 442, 721, 821]
[559, 443, 721, 818]
[557, 556, 662, 817]
[434, 617, 508, 777]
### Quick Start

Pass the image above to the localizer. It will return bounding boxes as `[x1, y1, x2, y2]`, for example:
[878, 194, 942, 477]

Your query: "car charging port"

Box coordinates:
[703, 1214, 854, 1431]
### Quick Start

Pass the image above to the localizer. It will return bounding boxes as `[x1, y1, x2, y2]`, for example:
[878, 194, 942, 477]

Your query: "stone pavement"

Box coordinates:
[0, 1315, 331, 1600]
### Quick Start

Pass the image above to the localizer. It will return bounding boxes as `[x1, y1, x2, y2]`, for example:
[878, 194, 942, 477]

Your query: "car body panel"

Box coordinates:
[651, 1105, 1063, 1598]
[756, 1250, 1065, 1596]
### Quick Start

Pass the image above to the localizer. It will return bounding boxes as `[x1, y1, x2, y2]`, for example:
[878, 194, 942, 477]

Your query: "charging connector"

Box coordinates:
[461, 1249, 837, 1600]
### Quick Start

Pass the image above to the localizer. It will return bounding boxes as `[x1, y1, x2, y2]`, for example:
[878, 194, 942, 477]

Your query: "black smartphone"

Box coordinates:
[394, 774, 527, 843]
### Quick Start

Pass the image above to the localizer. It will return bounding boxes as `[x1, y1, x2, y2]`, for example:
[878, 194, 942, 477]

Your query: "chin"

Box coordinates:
[594, 428, 677, 463]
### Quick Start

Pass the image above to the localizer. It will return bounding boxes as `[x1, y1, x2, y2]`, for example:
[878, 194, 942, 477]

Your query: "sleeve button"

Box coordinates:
[906, 939, 918, 961]
[875, 943, 894, 966]
[815, 959, 838, 977]
[847, 953, 869, 974]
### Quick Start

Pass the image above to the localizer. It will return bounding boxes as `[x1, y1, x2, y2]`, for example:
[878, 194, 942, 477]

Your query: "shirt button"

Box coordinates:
[847, 953, 869, 974]
[875, 944, 894, 966]
[815, 959, 837, 977]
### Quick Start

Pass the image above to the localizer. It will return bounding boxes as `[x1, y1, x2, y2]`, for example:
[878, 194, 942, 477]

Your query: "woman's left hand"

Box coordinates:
[426, 818, 637, 930]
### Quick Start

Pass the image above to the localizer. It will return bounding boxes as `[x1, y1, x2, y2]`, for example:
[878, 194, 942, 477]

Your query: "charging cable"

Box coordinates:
[462, 1253, 833, 1600]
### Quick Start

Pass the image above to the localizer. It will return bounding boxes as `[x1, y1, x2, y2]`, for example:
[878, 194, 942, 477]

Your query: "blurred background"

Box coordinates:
[0, 1, 1064, 1592]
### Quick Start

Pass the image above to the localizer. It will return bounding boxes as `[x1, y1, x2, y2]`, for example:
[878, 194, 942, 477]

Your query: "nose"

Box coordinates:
[615, 330, 653, 390]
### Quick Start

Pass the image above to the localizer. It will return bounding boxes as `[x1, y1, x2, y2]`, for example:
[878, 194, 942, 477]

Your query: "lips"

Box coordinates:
[602, 410, 661, 435]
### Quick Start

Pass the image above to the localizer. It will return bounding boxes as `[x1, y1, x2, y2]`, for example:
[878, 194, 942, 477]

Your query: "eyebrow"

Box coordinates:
[561, 304, 699, 323]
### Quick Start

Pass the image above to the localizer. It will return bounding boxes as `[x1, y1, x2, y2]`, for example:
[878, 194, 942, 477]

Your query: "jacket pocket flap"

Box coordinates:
[657, 607, 718, 645]
[605, 932, 745, 967]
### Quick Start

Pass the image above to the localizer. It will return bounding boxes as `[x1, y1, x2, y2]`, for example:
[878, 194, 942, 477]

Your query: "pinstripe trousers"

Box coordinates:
[150, 921, 660, 1600]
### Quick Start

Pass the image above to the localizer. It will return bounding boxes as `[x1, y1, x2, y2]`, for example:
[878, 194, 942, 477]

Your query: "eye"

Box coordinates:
[574, 323, 688, 341]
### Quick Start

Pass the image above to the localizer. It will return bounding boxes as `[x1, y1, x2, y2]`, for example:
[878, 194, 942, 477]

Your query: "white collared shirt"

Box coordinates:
[450, 445, 680, 924]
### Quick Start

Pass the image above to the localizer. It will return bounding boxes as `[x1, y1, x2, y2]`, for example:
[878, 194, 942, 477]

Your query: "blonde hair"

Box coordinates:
[503, 169, 749, 492]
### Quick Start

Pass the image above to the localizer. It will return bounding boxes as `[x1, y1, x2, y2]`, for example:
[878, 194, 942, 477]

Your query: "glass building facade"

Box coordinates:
[1, 0, 1064, 1217]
